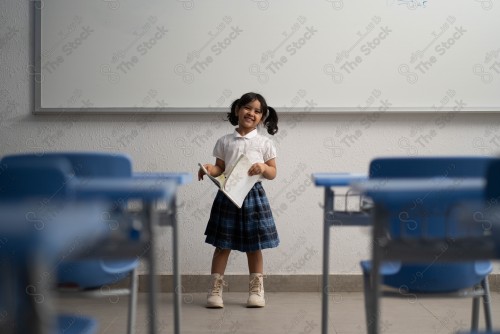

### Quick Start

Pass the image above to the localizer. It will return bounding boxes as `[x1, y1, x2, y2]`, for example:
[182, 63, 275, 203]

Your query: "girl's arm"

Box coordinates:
[198, 158, 226, 180]
[248, 158, 277, 180]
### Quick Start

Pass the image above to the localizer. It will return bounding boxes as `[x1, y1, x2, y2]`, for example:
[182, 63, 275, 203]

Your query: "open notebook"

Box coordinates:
[199, 154, 261, 208]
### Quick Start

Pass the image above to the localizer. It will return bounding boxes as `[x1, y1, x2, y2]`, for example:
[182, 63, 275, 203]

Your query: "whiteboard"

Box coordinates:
[34, 0, 500, 113]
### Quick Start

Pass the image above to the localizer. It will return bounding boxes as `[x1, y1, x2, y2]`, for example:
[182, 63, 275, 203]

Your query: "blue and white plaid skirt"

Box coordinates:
[204, 182, 279, 252]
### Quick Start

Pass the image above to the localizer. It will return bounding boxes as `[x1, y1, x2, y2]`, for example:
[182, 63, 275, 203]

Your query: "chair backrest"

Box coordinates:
[485, 159, 500, 201]
[1, 152, 132, 178]
[368, 156, 495, 239]
[0, 158, 73, 200]
[369, 156, 494, 179]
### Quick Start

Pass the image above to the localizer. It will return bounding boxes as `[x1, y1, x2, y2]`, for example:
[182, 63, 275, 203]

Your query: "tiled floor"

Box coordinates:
[55, 291, 499, 333]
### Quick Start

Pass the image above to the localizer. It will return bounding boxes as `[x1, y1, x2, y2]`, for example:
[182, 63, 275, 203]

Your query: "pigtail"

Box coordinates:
[264, 106, 279, 135]
[226, 99, 240, 126]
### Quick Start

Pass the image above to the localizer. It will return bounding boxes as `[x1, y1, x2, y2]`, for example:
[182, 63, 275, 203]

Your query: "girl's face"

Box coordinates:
[236, 99, 263, 133]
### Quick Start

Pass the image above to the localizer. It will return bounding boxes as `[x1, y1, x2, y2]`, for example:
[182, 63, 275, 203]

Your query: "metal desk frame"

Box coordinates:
[313, 173, 369, 334]
[133, 172, 192, 334]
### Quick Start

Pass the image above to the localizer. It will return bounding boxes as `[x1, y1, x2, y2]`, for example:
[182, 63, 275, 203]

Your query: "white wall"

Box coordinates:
[2, 1, 500, 275]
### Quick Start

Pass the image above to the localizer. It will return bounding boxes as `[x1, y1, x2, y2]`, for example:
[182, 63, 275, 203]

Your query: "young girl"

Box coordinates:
[198, 92, 279, 308]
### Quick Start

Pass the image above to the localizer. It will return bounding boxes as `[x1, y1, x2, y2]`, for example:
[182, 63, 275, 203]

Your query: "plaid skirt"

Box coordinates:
[204, 182, 279, 252]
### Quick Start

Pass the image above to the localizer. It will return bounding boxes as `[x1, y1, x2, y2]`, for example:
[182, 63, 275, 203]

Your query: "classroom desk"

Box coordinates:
[351, 178, 495, 334]
[312, 173, 369, 334]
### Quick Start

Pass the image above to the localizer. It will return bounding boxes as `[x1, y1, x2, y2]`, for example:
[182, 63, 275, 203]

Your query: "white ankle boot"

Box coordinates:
[247, 273, 265, 308]
[207, 273, 226, 308]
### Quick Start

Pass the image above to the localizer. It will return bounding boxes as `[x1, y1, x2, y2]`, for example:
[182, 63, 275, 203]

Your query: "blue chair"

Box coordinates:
[454, 160, 500, 333]
[360, 157, 494, 334]
[1, 152, 139, 334]
[0, 158, 103, 334]
[486, 159, 500, 209]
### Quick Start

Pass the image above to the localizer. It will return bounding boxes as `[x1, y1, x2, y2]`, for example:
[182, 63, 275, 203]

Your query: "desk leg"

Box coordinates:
[368, 208, 384, 334]
[172, 196, 181, 334]
[322, 187, 334, 334]
[27, 255, 54, 334]
[147, 203, 158, 334]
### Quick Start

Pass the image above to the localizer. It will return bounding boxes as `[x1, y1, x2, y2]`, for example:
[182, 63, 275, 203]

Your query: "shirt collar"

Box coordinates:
[233, 128, 258, 139]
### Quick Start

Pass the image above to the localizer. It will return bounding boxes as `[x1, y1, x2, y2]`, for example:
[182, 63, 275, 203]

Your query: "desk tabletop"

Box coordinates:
[73, 178, 178, 201]
[133, 172, 192, 185]
[351, 178, 485, 203]
[312, 173, 368, 187]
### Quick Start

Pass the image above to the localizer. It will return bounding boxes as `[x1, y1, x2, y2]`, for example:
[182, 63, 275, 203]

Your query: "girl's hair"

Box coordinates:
[226, 92, 279, 135]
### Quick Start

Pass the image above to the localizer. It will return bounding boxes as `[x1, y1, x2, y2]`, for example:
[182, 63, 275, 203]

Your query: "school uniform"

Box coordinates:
[204, 128, 280, 252]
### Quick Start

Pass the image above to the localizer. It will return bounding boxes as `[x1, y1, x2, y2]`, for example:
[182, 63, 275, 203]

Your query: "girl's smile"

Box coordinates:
[236, 99, 263, 135]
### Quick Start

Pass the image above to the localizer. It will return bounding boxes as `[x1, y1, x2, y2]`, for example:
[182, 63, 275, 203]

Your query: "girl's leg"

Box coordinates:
[246, 250, 265, 308]
[207, 248, 231, 308]
[246, 250, 263, 274]
[211, 248, 231, 274]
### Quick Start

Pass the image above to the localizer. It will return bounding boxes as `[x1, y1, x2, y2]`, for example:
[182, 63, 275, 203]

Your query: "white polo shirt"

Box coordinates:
[213, 128, 277, 176]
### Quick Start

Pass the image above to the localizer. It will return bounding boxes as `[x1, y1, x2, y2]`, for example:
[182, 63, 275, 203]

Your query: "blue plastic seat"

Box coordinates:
[360, 260, 492, 293]
[1, 152, 139, 333]
[361, 156, 494, 333]
[57, 315, 99, 334]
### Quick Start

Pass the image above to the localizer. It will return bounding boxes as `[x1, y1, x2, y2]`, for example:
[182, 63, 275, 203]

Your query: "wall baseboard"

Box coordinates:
[109, 274, 500, 293]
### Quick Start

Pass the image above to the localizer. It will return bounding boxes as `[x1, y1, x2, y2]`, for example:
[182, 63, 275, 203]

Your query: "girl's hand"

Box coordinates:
[199, 159, 225, 180]
[248, 163, 267, 176]
[198, 164, 215, 181]
[251, 158, 277, 180]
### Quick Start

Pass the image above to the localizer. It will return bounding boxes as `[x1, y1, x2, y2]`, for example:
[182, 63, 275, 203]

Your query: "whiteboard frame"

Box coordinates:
[33, 1, 500, 115]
